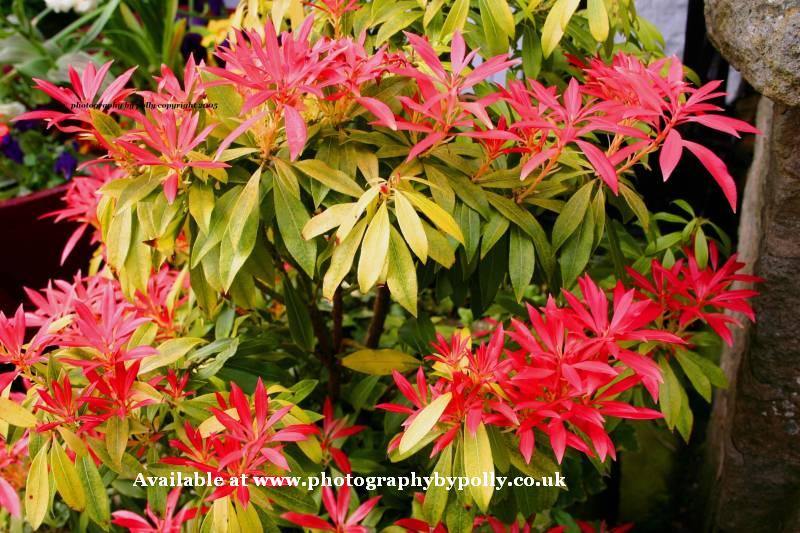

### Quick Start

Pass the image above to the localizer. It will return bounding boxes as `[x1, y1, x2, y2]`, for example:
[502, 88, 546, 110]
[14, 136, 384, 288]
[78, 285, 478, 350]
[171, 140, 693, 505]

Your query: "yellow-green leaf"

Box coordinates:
[387, 227, 418, 315]
[402, 191, 464, 244]
[463, 422, 494, 511]
[25, 442, 50, 530]
[341, 349, 420, 376]
[322, 218, 368, 300]
[275, 167, 317, 277]
[294, 159, 364, 198]
[302, 203, 355, 240]
[139, 337, 206, 374]
[541, 0, 580, 57]
[336, 186, 380, 243]
[51, 443, 86, 511]
[358, 201, 390, 293]
[394, 192, 428, 262]
[587, 0, 609, 42]
[0, 398, 36, 428]
[399, 392, 452, 454]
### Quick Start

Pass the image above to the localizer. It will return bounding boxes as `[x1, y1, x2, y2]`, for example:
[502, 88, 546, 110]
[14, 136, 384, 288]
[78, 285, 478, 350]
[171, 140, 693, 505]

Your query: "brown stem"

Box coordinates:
[364, 285, 391, 349]
[332, 287, 343, 354]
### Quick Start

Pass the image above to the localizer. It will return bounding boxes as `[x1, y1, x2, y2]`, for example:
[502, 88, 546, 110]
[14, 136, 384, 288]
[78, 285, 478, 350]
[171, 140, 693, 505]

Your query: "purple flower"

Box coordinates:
[0, 135, 23, 164]
[54, 151, 78, 180]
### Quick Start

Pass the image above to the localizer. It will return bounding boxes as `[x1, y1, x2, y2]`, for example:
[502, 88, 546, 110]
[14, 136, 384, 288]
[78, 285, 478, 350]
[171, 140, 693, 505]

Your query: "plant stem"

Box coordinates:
[364, 285, 390, 349]
[332, 287, 343, 354]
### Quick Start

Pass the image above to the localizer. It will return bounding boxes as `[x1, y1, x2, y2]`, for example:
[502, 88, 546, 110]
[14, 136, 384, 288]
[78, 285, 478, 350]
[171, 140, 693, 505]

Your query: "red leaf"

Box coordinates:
[357, 96, 396, 130]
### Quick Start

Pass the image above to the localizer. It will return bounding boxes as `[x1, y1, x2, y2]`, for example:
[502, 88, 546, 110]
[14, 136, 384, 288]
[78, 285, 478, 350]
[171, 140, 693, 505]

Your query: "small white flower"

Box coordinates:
[74, 0, 100, 13]
[0, 102, 27, 119]
[44, 0, 77, 13]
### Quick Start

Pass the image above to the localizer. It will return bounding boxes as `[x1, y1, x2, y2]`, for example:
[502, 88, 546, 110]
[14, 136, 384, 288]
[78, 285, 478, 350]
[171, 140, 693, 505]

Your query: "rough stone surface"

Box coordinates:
[705, 0, 800, 107]
[707, 98, 800, 532]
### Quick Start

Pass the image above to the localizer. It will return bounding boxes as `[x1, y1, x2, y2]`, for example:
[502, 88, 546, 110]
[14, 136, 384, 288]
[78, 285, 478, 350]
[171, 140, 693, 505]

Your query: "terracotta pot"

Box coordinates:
[0, 184, 93, 315]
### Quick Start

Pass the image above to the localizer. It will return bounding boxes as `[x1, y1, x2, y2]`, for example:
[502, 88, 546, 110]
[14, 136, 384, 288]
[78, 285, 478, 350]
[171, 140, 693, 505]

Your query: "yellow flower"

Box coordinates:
[202, 17, 234, 48]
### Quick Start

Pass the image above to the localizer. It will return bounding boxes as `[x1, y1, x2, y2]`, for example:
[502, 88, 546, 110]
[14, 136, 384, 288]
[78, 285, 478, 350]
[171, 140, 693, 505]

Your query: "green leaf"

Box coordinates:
[283, 281, 315, 351]
[395, 192, 428, 262]
[78, 454, 110, 529]
[323, 218, 368, 299]
[659, 358, 682, 430]
[509, 227, 535, 302]
[552, 181, 593, 250]
[25, 442, 50, 530]
[303, 203, 356, 240]
[619, 182, 650, 230]
[293, 159, 364, 198]
[89, 109, 123, 140]
[387, 227, 419, 315]
[399, 392, 452, 454]
[559, 215, 595, 288]
[463, 423, 494, 511]
[221, 167, 262, 290]
[587, 0, 609, 41]
[358, 201, 391, 292]
[275, 167, 317, 277]
[376, 9, 423, 44]
[479, 0, 508, 56]
[51, 443, 86, 511]
[521, 24, 543, 80]
[341, 349, 420, 376]
[423, 222, 456, 268]
[486, 192, 554, 279]
[424, 444, 452, 525]
[105, 416, 129, 469]
[674, 349, 712, 402]
[694, 227, 709, 269]
[0, 398, 36, 428]
[480, 211, 510, 259]
[440, 0, 470, 39]
[402, 191, 464, 244]
[189, 181, 216, 234]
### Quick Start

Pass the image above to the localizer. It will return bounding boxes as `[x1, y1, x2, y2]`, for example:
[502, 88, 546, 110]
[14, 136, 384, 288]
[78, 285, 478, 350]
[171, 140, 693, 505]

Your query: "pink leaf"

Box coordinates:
[686, 114, 760, 137]
[682, 140, 737, 211]
[576, 140, 618, 194]
[520, 147, 557, 180]
[283, 105, 307, 161]
[659, 128, 683, 181]
[356, 97, 396, 130]
[0, 477, 20, 518]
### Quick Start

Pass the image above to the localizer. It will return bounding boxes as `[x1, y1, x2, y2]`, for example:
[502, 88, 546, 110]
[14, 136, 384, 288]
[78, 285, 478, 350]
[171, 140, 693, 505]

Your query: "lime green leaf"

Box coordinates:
[463, 423, 494, 511]
[399, 392, 452, 454]
[387, 227, 418, 315]
[395, 192, 428, 262]
[25, 442, 50, 530]
[51, 443, 86, 511]
[674, 350, 713, 401]
[341, 349, 420, 376]
[275, 167, 317, 277]
[440, 0, 469, 39]
[358, 201, 391, 293]
[694, 227, 709, 269]
[322, 218, 368, 299]
[424, 443, 452, 524]
[479, 0, 508, 56]
[78, 454, 110, 528]
[293, 159, 364, 198]
[559, 215, 595, 288]
[587, 0, 609, 41]
[0, 398, 36, 428]
[106, 206, 133, 269]
[189, 181, 216, 234]
[105, 416, 129, 469]
[423, 223, 456, 268]
[509, 227, 535, 302]
[659, 358, 682, 429]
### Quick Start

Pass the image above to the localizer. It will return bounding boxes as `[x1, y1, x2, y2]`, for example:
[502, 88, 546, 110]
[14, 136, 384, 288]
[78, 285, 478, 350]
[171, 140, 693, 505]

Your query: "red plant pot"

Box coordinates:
[0, 185, 93, 315]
